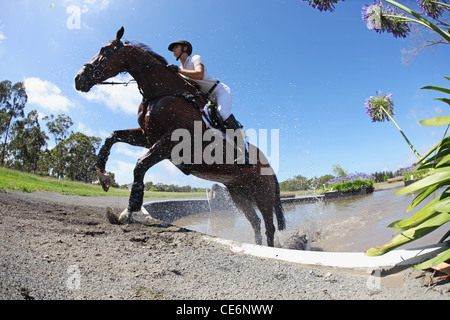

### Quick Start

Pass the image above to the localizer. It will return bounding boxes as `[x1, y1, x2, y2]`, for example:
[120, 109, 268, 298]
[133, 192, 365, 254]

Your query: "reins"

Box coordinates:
[98, 61, 212, 126]
[92, 42, 215, 127]
[97, 63, 166, 86]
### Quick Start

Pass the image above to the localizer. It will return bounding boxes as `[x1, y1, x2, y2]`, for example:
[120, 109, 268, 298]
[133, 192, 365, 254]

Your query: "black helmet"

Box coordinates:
[168, 40, 193, 56]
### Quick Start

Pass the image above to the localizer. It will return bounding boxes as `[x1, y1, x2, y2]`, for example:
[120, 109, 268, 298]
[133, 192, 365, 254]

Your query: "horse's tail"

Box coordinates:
[274, 175, 286, 231]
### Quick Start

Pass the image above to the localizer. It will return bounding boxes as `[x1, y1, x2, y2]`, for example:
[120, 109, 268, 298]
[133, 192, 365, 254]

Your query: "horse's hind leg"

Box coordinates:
[95, 128, 148, 191]
[253, 177, 278, 247]
[226, 184, 262, 245]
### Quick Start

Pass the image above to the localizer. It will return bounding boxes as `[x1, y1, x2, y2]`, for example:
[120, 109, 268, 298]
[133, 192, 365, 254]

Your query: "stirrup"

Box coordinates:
[223, 116, 253, 167]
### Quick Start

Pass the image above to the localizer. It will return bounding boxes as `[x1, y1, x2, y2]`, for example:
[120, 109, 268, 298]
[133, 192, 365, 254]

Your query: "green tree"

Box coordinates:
[8, 110, 48, 173]
[62, 132, 101, 183]
[0, 81, 27, 165]
[43, 114, 73, 179]
[332, 164, 348, 178]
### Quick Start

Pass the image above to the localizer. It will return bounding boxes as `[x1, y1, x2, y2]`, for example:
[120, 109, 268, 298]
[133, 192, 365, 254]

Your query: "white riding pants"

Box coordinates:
[208, 82, 232, 121]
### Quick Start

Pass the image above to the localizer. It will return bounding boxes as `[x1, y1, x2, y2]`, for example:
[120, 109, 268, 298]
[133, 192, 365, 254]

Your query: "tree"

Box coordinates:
[62, 132, 101, 183]
[0, 80, 27, 165]
[43, 114, 73, 179]
[332, 164, 347, 178]
[8, 110, 48, 173]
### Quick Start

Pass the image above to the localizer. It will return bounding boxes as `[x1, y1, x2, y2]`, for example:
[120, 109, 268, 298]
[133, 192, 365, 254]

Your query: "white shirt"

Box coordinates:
[181, 55, 219, 93]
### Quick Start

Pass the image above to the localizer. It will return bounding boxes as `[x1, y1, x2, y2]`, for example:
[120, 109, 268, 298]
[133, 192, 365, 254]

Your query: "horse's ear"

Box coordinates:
[116, 27, 124, 41]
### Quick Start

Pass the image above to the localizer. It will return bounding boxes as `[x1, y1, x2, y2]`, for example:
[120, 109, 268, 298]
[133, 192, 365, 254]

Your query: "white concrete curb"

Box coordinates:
[204, 236, 450, 271]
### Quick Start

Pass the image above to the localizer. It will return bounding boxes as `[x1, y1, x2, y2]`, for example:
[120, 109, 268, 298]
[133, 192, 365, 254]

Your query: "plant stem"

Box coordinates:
[379, 105, 422, 160]
[383, 0, 450, 42]
[431, 1, 450, 10]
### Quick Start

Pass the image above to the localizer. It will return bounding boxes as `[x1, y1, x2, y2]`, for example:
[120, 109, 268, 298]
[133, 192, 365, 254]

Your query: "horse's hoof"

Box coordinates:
[95, 166, 110, 192]
[118, 209, 132, 224]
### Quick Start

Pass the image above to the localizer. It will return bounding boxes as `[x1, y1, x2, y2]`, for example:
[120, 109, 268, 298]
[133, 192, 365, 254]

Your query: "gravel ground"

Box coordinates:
[0, 190, 449, 301]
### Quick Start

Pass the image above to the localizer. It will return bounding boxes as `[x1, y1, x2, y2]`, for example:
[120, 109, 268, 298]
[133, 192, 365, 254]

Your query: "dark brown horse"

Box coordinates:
[75, 27, 285, 246]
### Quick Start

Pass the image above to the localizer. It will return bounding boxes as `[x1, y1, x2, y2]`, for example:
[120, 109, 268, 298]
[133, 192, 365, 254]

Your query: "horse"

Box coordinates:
[75, 27, 285, 246]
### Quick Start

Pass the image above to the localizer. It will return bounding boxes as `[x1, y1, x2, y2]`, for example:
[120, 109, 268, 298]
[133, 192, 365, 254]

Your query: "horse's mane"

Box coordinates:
[124, 40, 203, 93]
[124, 40, 168, 65]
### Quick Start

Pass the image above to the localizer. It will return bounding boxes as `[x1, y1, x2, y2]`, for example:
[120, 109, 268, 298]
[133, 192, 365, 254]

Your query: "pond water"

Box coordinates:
[173, 188, 449, 252]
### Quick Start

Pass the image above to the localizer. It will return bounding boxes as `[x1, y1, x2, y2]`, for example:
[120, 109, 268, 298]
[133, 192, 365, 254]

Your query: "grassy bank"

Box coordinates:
[0, 167, 205, 198]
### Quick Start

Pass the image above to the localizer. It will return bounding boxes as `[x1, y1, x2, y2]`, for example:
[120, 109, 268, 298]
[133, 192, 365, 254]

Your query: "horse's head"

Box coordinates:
[75, 27, 128, 92]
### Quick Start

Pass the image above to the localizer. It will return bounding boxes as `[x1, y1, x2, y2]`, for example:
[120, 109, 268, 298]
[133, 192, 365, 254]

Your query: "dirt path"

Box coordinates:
[0, 190, 448, 300]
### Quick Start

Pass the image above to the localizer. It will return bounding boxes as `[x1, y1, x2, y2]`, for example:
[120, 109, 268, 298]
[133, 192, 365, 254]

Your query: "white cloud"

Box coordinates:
[115, 144, 147, 159]
[161, 160, 181, 177]
[99, 130, 110, 139]
[81, 74, 141, 116]
[0, 21, 5, 45]
[77, 122, 96, 136]
[64, 0, 111, 12]
[24, 77, 74, 113]
[108, 159, 177, 185]
[109, 160, 136, 185]
[84, 0, 111, 11]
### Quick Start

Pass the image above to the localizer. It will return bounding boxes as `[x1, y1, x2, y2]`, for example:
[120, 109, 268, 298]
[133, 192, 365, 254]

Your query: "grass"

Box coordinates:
[0, 167, 205, 198]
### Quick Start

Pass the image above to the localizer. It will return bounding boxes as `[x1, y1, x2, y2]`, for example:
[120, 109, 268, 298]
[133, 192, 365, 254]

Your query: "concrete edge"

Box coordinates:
[142, 200, 449, 271]
[204, 235, 450, 271]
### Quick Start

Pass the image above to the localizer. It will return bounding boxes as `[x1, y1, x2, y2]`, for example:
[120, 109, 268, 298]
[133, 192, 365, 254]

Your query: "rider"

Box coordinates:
[167, 40, 249, 164]
[167, 40, 236, 126]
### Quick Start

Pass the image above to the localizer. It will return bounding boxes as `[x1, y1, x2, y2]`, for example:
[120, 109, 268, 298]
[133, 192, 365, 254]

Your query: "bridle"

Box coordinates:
[83, 39, 125, 82]
[84, 39, 210, 121]
[87, 40, 168, 89]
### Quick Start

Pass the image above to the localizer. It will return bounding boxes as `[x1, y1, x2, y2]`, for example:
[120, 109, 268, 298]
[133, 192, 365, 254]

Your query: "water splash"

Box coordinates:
[205, 187, 213, 235]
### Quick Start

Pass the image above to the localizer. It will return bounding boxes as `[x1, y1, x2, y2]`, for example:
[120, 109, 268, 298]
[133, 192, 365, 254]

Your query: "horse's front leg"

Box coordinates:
[95, 128, 148, 192]
[119, 131, 175, 223]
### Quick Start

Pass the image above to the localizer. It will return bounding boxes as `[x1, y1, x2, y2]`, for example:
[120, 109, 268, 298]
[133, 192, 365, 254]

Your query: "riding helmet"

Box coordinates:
[168, 40, 193, 56]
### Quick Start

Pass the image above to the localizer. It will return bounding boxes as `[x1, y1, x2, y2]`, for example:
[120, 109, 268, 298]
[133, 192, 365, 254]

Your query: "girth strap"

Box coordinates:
[141, 91, 216, 128]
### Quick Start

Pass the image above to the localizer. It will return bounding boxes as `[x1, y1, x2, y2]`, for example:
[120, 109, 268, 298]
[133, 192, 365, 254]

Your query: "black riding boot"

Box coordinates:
[223, 115, 252, 166]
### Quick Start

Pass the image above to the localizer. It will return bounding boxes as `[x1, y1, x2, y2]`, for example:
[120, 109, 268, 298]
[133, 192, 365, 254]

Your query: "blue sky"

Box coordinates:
[0, 0, 448, 187]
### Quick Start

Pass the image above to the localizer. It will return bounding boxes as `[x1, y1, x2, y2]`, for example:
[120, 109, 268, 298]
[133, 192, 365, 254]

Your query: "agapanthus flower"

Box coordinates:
[417, 0, 446, 19]
[364, 91, 395, 123]
[364, 90, 421, 159]
[302, 0, 344, 12]
[362, 1, 411, 38]
[327, 172, 375, 185]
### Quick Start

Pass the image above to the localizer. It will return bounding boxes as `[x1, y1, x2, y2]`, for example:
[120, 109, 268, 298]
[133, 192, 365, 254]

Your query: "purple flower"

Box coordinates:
[362, 1, 383, 30]
[417, 0, 446, 19]
[327, 172, 375, 185]
[302, 0, 344, 12]
[364, 91, 395, 123]
[362, 1, 411, 38]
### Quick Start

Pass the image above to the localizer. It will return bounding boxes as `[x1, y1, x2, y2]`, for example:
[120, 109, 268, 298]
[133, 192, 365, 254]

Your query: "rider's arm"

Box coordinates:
[179, 63, 205, 80]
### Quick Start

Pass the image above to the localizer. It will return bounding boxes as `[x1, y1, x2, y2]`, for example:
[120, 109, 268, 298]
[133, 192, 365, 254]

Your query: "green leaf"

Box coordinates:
[390, 196, 442, 231]
[419, 116, 450, 127]
[437, 154, 450, 168]
[413, 248, 450, 270]
[394, 170, 450, 195]
[416, 137, 450, 167]
[365, 212, 450, 256]
[421, 85, 450, 95]
[435, 98, 450, 105]
[406, 183, 442, 212]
